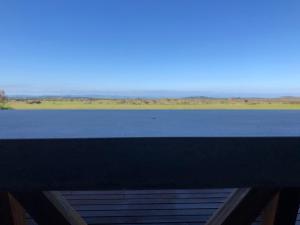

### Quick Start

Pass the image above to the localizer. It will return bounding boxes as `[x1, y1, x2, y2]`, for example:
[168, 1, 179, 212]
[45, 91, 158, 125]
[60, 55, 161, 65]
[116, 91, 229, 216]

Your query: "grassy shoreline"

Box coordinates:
[5, 98, 300, 110]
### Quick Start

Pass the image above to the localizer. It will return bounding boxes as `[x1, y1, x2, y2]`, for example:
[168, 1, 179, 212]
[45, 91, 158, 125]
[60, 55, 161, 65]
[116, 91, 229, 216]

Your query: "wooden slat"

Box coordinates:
[0, 192, 25, 225]
[262, 188, 300, 225]
[27, 219, 206, 225]
[67, 198, 226, 205]
[84, 215, 209, 224]
[1, 137, 300, 190]
[71, 203, 223, 211]
[61, 189, 234, 195]
[26, 215, 210, 225]
[76, 208, 215, 217]
[62, 193, 230, 200]
[12, 191, 87, 225]
[205, 188, 278, 225]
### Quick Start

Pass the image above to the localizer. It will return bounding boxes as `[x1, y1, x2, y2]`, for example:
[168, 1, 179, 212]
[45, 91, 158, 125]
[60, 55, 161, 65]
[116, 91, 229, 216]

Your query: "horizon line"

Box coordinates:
[7, 94, 300, 99]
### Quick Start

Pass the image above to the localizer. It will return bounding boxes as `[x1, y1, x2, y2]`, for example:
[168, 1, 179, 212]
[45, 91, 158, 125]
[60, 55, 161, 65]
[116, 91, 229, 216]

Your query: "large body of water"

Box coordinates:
[0, 110, 300, 139]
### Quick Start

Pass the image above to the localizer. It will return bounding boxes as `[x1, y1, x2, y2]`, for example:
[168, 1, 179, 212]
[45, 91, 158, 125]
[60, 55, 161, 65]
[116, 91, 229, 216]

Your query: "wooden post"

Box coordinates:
[205, 188, 278, 225]
[0, 192, 25, 225]
[262, 193, 280, 225]
[12, 191, 87, 225]
[262, 188, 300, 225]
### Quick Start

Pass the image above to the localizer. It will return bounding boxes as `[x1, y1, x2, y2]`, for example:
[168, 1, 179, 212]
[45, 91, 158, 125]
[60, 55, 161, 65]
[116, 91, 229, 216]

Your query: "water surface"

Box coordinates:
[0, 110, 300, 139]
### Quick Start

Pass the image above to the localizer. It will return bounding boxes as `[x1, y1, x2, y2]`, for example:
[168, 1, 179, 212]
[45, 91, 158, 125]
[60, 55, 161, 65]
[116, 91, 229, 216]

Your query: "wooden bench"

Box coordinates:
[25, 189, 232, 225]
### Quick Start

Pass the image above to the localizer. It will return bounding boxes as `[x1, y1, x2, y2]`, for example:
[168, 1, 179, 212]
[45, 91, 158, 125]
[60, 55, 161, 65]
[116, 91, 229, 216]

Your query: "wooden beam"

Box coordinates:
[262, 193, 280, 225]
[12, 191, 87, 225]
[0, 192, 25, 225]
[262, 188, 300, 225]
[1, 137, 300, 190]
[205, 188, 278, 225]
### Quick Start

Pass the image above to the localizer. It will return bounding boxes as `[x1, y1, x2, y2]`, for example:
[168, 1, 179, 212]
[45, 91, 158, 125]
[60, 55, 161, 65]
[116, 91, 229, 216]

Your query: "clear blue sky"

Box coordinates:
[0, 0, 299, 97]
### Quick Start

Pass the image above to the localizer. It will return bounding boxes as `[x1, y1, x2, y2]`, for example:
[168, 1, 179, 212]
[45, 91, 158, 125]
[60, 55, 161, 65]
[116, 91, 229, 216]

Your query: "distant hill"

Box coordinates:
[7, 95, 300, 101]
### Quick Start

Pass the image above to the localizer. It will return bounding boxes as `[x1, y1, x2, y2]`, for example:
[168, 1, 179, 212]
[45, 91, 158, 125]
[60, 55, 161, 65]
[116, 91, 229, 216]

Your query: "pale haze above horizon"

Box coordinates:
[0, 0, 299, 97]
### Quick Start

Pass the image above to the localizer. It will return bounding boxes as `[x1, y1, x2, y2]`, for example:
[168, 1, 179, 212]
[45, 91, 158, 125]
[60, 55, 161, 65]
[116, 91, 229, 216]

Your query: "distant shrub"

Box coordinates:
[0, 89, 8, 109]
[27, 100, 42, 104]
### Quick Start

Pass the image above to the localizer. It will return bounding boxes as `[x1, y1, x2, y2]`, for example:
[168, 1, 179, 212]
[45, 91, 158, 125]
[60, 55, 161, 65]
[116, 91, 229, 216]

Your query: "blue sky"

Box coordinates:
[0, 0, 300, 97]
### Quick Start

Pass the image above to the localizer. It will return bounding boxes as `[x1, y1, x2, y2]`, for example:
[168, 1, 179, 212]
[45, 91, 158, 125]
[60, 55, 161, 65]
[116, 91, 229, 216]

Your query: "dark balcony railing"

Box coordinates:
[1, 137, 300, 191]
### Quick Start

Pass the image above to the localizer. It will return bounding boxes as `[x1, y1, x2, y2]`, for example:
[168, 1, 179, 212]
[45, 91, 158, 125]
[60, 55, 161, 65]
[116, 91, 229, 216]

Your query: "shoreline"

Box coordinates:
[5, 98, 300, 110]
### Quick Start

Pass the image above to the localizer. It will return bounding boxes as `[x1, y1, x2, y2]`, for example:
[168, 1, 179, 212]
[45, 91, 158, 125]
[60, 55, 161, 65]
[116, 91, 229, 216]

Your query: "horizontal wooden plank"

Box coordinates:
[1, 137, 300, 190]
[84, 215, 209, 224]
[62, 193, 229, 200]
[89, 224, 206, 225]
[74, 209, 215, 217]
[68, 198, 226, 205]
[71, 203, 223, 211]
[61, 189, 234, 195]
[26, 218, 206, 225]
[26, 215, 300, 225]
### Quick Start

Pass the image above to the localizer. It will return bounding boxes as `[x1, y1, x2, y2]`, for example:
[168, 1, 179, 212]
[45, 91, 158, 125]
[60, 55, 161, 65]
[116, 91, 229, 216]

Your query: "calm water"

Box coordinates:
[0, 110, 300, 139]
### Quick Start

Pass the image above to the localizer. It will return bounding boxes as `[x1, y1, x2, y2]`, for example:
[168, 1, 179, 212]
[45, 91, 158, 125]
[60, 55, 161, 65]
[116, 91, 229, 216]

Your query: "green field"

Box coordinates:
[5, 98, 300, 110]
